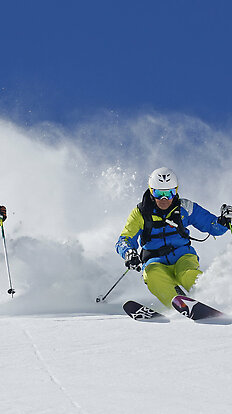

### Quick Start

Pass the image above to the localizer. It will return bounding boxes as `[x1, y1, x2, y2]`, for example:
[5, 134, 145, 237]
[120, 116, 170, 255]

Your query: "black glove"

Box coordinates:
[125, 249, 142, 272]
[0, 206, 7, 222]
[218, 204, 232, 229]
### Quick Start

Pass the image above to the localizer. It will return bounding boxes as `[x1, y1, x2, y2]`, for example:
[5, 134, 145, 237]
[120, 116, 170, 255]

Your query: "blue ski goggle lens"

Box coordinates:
[152, 188, 177, 200]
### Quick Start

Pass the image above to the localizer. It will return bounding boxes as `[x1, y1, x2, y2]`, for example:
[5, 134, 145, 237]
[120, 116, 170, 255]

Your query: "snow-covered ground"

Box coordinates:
[0, 114, 232, 413]
[1, 312, 232, 414]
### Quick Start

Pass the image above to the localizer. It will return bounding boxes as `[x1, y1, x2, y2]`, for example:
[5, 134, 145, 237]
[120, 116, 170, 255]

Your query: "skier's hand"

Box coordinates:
[218, 204, 232, 228]
[0, 206, 7, 222]
[125, 249, 142, 272]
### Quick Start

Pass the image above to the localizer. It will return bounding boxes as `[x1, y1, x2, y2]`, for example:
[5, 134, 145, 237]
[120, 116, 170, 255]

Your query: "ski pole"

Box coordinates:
[229, 222, 232, 234]
[96, 268, 130, 303]
[0, 216, 15, 298]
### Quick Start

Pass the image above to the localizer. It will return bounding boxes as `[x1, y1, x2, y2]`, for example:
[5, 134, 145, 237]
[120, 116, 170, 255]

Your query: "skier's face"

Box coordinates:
[155, 197, 173, 210]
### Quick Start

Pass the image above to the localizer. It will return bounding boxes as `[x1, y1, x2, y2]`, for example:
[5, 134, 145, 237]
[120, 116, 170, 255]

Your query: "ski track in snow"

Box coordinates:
[22, 328, 87, 414]
[0, 313, 232, 414]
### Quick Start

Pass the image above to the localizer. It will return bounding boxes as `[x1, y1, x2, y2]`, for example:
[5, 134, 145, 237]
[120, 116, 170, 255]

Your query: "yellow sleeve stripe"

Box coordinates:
[120, 207, 144, 239]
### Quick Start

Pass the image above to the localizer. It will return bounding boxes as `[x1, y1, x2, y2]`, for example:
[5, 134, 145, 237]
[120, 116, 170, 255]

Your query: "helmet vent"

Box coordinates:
[158, 174, 171, 182]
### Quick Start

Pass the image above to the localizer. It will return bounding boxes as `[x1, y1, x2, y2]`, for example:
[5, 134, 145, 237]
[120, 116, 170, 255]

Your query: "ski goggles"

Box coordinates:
[151, 188, 177, 200]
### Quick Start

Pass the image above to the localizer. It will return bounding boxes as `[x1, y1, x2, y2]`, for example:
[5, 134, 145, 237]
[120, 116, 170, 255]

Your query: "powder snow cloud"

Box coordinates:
[0, 111, 232, 314]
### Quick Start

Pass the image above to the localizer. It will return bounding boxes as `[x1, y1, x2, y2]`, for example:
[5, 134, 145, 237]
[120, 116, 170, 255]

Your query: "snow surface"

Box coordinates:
[1, 313, 232, 414]
[0, 114, 232, 413]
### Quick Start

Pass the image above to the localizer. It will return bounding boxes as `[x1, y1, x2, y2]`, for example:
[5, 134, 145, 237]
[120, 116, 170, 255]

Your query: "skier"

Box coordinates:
[115, 167, 232, 308]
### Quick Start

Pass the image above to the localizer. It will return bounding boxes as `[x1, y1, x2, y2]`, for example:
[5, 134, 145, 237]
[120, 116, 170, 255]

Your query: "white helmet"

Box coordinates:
[148, 167, 178, 190]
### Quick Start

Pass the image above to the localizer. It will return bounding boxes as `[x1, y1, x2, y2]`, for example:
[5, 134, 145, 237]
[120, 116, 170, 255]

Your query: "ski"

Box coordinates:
[123, 300, 170, 323]
[123, 298, 231, 325]
[172, 295, 231, 324]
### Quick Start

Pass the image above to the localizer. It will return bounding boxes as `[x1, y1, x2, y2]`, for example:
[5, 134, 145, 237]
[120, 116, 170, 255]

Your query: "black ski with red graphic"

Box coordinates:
[172, 295, 231, 324]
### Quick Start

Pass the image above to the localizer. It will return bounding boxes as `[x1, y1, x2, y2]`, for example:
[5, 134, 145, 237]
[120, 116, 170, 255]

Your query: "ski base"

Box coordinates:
[172, 295, 231, 324]
[123, 300, 170, 323]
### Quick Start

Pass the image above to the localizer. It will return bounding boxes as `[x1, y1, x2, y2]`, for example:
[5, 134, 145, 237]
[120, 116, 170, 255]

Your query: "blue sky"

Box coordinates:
[0, 0, 232, 126]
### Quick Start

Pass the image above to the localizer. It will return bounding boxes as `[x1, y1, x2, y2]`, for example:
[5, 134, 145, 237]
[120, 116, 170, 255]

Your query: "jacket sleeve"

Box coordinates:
[188, 202, 228, 236]
[115, 207, 144, 259]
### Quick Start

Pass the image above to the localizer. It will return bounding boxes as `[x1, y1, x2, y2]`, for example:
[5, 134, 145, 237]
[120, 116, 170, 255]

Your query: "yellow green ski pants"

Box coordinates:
[143, 254, 202, 308]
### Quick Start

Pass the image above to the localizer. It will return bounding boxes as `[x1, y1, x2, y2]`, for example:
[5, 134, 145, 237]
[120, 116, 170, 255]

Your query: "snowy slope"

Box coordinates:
[0, 114, 232, 413]
[1, 313, 232, 414]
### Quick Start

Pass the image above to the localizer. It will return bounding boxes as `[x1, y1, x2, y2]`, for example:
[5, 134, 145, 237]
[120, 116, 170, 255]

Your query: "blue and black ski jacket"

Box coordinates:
[115, 190, 227, 267]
